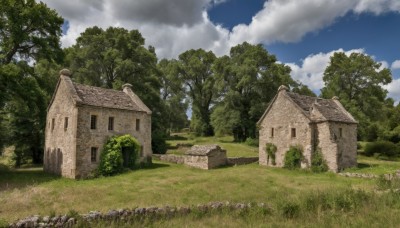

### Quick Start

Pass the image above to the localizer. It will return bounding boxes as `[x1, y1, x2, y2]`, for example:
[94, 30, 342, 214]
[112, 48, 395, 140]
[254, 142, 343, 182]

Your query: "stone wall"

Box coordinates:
[9, 201, 270, 228]
[317, 122, 357, 172]
[258, 91, 313, 168]
[227, 157, 258, 165]
[152, 154, 184, 164]
[75, 105, 152, 178]
[44, 76, 78, 178]
[184, 155, 210, 169]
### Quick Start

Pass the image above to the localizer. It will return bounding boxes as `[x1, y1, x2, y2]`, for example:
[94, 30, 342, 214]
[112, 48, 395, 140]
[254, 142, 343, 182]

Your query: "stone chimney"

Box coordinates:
[122, 83, 133, 93]
[278, 85, 288, 93]
[59, 69, 71, 77]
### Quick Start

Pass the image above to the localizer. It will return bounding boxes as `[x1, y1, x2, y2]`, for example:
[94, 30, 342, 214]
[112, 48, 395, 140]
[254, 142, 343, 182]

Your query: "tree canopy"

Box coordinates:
[321, 52, 392, 140]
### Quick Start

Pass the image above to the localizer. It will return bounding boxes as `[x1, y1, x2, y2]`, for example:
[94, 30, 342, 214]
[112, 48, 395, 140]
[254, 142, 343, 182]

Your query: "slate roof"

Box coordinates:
[185, 145, 225, 156]
[72, 83, 143, 111]
[286, 92, 357, 123]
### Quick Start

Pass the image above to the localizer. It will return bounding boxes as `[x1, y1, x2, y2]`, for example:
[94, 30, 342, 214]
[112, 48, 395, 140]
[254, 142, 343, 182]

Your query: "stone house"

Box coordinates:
[44, 69, 152, 179]
[184, 145, 227, 169]
[257, 85, 358, 172]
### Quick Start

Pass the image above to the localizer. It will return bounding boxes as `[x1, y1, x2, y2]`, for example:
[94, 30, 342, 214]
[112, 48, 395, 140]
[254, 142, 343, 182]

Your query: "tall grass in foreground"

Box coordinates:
[80, 188, 400, 227]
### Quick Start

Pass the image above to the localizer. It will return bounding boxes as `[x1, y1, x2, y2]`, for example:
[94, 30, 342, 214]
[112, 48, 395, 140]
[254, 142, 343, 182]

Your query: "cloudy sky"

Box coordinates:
[42, 0, 400, 102]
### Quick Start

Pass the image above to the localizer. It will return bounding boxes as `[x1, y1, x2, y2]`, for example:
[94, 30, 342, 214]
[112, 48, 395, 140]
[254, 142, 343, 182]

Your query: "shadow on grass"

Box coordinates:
[356, 163, 377, 169]
[0, 166, 60, 192]
[142, 162, 171, 170]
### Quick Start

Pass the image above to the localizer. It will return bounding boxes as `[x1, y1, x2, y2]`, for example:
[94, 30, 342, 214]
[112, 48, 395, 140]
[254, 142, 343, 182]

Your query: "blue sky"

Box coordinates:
[44, 0, 400, 102]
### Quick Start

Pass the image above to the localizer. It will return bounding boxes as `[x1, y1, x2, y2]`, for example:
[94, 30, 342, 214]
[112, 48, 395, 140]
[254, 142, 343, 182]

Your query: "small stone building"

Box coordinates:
[257, 85, 358, 172]
[44, 69, 152, 179]
[184, 145, 227, 169]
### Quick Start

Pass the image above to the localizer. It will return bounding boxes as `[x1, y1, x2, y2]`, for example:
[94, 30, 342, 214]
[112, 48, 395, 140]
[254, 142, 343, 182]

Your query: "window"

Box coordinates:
[51, 118, 55, 132]
[339, 128, 343, 138]
[271, 128, 274, 137]
[91, 147, 97, 163]
[64, 117, 68, 129]
[90, 115, 97, 129]
[108, 117, 114, 131]
[136, 119, 140, 131]
[291, 128, 296, 138]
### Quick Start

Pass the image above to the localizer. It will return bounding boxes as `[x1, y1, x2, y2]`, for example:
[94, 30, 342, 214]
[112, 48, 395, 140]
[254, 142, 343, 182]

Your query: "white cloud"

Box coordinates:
[391, 60, 400, 69]
[287, 49, 364, 91]
[384, 78, 400, 104]
[40, 0, 400, 60]
[379, 61, 389, 71]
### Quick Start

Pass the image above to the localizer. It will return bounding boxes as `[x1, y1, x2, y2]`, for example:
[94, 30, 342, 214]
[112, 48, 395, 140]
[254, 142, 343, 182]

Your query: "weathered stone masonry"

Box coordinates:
[258, 86, 358, 172]
[44, 69, 152, 179]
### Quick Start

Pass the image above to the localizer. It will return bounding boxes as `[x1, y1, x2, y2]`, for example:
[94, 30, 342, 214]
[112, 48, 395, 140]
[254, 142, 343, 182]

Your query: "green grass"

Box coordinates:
[0, 161, 374, 223]
[166, 134, 258, 157]
[2, 139, 400, 226]
[344, 155, 400, 175]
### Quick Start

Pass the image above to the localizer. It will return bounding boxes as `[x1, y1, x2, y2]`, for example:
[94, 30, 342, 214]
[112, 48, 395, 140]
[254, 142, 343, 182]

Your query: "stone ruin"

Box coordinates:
[184, 145, 227, 170]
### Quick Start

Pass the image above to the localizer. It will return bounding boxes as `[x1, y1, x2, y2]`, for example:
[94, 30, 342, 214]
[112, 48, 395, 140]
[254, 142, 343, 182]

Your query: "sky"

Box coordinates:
[41, 0, 400, 103]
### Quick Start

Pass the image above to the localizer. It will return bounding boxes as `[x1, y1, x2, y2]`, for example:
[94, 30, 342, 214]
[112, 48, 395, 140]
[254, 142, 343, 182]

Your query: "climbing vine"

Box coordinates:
[98, 134, 141, 176]
[265, 143, 277, 165]
[283, 145, 303, 170]
[311, 147, 328, 173]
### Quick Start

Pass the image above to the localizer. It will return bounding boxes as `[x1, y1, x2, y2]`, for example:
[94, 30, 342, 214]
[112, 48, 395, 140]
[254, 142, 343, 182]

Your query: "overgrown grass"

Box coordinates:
[344, 155, 400, 174]
[166, 134, 258, 157]
[0, 161, 373, 223]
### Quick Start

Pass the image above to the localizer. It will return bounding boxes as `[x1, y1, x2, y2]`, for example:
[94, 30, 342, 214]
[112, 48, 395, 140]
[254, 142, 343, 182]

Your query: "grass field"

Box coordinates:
[1, 137, 400, 226]
[166, 134, 258, 157]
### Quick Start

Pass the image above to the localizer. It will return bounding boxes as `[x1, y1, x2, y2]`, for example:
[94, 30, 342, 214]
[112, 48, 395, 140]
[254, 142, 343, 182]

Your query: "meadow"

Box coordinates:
[1, 136, 400, 227]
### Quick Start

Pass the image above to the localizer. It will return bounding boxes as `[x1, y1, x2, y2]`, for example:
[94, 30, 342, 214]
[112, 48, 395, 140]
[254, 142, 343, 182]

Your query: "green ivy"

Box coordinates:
[265, 143, 277, 165]
[283, 145, 303, 170]
[311, 147, 328, 173]
[98, 134, 141, 176]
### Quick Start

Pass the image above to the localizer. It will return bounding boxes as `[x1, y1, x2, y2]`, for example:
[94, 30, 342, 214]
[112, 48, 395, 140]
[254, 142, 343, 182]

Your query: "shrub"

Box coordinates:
[98, 134, 141, 176]
[357, 142, 362, 150]
[283, 145, 303, 170]
[311, 148, 328, 173]
[152, 132, 168, 154]
[364, 141, 399, 158]
[265, 143, 277, 165]
[245, 138, 259, 147]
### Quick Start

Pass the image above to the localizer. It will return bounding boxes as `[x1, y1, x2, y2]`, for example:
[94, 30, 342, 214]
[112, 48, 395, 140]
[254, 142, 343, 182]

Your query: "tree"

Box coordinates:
[158, 59, 189, 133]
[66, 26, 168, 153]
[211, 42, 296, 141]
[0, 0, 63, 162]
[177, 49, 217, 136]
[0, 0, 63, 64]
[321, 52, 392, 140]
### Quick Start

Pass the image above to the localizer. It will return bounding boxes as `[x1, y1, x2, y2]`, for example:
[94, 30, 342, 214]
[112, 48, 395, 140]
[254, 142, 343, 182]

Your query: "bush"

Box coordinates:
[265, 143, 277, 165]
[244, 138, 259, 147]
[152, 132, 168, 154]
[357, 142, 362, 150]
[284, 145, 303, 170]
[278, 200, 300, 219]
[98, 134, 141, 176]
[311, 148, 328, 173]
[364, 141, 399, 158]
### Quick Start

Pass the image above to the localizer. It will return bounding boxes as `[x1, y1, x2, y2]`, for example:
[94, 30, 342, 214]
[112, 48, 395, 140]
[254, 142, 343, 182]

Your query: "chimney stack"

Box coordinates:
[59, 69, 71, 77]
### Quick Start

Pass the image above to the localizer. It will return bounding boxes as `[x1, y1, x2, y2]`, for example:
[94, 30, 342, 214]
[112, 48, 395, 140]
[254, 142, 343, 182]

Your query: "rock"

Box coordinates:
[60, 215, 68, 223]
[42, 216, 50, 223]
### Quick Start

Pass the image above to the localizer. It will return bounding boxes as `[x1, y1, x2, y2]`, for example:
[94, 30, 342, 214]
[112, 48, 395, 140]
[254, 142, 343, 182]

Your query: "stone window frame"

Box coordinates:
[108, 116, 114, 131]
[91, 147, 98, 163]
[291, 128, 296, 138]
[64, 117, 69, 130]
[136, 118, 140, 131]
[90, 115, 97, 130]
[51, 118, 55, 132]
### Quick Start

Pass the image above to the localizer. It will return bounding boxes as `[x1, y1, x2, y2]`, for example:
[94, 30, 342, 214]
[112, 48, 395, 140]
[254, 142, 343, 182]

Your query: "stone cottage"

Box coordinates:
[44, 69, 152, 179]
[184, 145, 227, 169]
[257, 85, 358, 172]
